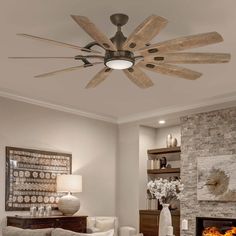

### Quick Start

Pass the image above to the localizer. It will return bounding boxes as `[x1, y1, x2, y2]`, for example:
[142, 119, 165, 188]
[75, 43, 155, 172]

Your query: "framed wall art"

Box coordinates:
[5, 146, 72, 211]
[197, 154, 236, 201]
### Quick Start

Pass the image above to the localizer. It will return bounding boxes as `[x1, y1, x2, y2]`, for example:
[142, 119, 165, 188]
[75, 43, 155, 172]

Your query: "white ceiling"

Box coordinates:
[1, 0, 236, 123]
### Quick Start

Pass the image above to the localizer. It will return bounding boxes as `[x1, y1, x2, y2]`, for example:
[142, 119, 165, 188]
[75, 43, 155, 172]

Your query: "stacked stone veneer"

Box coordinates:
[180, 107, 236, 236]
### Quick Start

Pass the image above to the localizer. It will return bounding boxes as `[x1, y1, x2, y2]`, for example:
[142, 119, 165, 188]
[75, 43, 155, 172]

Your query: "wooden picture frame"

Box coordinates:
[5, 146, 72, 211]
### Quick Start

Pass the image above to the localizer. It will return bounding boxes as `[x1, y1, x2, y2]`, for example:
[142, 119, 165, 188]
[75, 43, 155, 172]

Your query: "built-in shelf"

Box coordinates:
[148, 146, 181, 155]
[147, 168, 180, 174]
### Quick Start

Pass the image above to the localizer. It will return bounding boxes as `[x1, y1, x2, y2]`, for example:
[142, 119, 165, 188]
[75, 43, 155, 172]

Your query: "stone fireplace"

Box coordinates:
[180, 107, 236, 236]
[196, 217, 236, 236]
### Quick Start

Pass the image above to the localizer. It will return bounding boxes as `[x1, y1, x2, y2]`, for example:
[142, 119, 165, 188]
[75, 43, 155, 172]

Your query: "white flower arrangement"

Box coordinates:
[147, 178, 184, 204]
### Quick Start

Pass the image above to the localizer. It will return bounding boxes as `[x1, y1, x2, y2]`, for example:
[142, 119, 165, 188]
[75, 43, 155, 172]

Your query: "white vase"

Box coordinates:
[166, 134, 172, 148]
[159, 204, 172, 236]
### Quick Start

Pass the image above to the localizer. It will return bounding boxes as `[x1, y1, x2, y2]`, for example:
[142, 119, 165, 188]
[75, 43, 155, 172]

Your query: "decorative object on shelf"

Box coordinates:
[38, 205, 44, 217]
[30, 206, 37, 217]
[160, 156, 167, 169]
[166, 164, 172, 168]
[166, 134, 178, 148]
[5, 146, 72, 211]
[57, 174, 82, 215]
[171, 138, 178, 147]
[167, 134, 172, 148]
[147, 178, 184, 236]
[147, 158, 161, 170]
[45, 205, 52, 216]
[147, 159, 154, 169]
[154, 158, 161, 169]
[197, 154, 236, 201]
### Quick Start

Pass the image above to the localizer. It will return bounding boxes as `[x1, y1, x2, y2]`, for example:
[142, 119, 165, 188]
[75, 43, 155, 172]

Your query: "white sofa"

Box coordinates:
[2, 217, 137, 236]
[87, 217, 136, 236]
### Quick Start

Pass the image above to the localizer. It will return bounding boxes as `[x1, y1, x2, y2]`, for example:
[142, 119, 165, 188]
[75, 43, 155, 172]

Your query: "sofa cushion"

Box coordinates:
[52, 228, 114, 236]
[2, 226, 53, 236]
[86, 217, 118, 236]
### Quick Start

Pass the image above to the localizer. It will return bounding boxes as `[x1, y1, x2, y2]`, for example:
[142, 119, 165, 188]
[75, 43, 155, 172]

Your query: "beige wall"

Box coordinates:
[0, 97, 117, 228]
[116, 123, 139, 229]
[0, 96, 182, 232]
[139, 126, 157, 210]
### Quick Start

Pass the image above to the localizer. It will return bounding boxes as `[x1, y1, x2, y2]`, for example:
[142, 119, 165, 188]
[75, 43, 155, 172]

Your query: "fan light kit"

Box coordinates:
[105, 59, 133, 70]
[10, 13, 231, 89]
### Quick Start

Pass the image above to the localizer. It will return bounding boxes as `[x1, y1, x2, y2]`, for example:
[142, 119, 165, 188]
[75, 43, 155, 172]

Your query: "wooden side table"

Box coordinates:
[7, 215, 87, 233]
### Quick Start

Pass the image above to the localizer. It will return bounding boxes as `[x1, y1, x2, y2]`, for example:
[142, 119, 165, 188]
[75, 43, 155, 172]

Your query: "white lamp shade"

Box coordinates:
[57, 175, 82, 193]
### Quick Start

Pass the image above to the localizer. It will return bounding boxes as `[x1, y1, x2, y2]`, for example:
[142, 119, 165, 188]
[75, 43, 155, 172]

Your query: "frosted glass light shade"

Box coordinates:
[106, 59, 133, 70]
[57, 175, 82, 193]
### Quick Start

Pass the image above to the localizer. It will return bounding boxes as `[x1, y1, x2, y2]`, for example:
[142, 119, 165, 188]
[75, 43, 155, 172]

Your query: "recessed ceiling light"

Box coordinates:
[158, 120, 166, 124]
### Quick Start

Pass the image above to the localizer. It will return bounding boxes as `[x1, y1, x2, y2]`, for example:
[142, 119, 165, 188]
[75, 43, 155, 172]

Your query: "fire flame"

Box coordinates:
[203, 227, 236, 236]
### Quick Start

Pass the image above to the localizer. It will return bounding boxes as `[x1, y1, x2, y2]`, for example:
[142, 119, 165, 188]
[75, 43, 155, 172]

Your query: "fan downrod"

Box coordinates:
[110, 14, 129, 27]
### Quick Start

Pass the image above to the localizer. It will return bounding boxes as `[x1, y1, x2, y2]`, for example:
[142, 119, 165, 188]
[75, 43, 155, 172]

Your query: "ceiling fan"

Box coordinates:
[10, 13, 231, 89]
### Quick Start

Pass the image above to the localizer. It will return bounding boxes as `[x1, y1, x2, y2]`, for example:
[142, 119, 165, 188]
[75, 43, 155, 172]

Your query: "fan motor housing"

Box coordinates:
[104, 50, 135, 67]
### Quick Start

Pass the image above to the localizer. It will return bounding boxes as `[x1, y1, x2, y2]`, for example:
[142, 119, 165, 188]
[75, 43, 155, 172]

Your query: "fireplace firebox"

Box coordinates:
[196, 217, 236, 236]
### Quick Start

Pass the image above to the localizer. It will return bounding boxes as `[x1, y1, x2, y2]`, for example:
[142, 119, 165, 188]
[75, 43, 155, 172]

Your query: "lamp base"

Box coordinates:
[58, 192, 80, 216]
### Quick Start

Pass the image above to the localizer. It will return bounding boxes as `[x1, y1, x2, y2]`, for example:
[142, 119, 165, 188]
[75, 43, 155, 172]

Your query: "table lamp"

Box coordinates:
[57, 174, 82, 215]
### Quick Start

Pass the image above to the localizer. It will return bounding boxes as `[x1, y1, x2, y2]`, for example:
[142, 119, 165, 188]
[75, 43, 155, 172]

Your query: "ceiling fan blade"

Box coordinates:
[138, 61, 202, 80]
[145, 53, 231, 64]
[86, 67, 113, 88]
[17, 33, 100, 54]
[123, 66, 154, 88]
[138, 32, 224, 56]
[9, 56, 75, 59]
[71, 15, 116, 51]
[35, 62, 102, 78]
[122, 15, 168, 52]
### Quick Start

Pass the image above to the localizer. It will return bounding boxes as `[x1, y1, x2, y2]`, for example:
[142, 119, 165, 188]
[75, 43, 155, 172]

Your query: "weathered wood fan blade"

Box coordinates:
[71, 15, 116, 51]
[35, 62, 102, 78]
[138, 61, 202, 80]
[145, 53, 231, 64]
[9, 57, 75, 59]
[138, 32, 224, 56]
[123, 66, 154, 88]
[86, 67, 113, 88]
[17, 34, 100, 53]
[122, 15, 168, 52]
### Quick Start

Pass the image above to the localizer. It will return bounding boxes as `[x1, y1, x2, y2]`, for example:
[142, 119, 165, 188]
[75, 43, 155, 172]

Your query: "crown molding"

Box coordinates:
[1, 90, 236, 125]
[0, 91, 117, 124]
[117, 93, 236, 124]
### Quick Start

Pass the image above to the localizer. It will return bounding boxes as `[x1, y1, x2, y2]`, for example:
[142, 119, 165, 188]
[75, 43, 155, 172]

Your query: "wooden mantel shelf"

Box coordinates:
[147, 168, 180, 174]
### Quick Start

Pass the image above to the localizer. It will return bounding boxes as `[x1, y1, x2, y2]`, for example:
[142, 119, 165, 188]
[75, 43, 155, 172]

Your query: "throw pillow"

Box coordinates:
[51, 228, 114, 236]
[95, 219, 115, 232]
[2, 226, 52, 236]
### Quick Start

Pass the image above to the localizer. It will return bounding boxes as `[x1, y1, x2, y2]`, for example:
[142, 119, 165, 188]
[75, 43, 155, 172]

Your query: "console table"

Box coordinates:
[7, 215, 87, 233]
